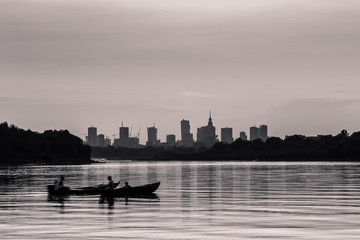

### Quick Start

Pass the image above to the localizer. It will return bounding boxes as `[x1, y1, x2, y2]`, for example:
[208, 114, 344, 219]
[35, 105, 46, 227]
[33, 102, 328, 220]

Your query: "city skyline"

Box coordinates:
[1, 1, 359, 145]
[86, 113, 266, 146]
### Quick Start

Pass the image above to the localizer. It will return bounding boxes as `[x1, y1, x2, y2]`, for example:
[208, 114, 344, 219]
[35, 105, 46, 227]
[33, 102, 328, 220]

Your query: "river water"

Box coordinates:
[1, 161, 360, 239]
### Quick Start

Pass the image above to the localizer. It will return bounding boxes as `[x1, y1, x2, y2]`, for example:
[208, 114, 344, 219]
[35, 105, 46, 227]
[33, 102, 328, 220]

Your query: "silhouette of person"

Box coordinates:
[106, 176, 114, 190]
[123, 181, 131, 188]
[54, 175, 65, 190]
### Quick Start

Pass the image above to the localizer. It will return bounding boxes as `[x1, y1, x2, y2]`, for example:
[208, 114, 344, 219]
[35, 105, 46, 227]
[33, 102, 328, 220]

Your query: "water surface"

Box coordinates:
[1, 161, 360, 239]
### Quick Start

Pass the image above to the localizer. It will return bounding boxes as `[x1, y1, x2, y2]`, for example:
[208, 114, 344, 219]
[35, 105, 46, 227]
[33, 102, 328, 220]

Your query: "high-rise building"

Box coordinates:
[115, 122, 140, 148]
[181, 119, 194, 147]
[88, 127, 97, 147]
[240, 131, 248, 141]
[250, 126, 260, 141]
[166, 134, 176, 145]
[120, 123, 129, 140]
[196, 111, 218, 148]
[104, 137, 111, 146]
[259, 125, 268, 142]
[97, 134, 105, 147]
[147, 125, 159, 146]
[221, 127, 233, 144]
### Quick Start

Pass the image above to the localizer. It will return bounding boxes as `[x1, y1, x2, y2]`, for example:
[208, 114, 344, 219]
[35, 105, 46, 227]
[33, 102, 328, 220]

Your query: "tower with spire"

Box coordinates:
[208, 110, 213, 127]
[196, 111, 218, 148]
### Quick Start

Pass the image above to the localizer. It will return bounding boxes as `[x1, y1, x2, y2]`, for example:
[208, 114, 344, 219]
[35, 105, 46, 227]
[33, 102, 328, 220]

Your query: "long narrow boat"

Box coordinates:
[101, 182, 160, 197]
[47, 181, 120, 195]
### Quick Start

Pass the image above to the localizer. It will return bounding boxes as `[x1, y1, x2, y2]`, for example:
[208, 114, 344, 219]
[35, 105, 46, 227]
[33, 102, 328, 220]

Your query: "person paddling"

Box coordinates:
[106, 176, 115, 190]
[54, 175, 65, 190]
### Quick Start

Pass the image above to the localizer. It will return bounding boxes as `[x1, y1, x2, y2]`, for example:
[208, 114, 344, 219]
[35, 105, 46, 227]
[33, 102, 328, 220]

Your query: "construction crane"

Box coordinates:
[137, 125, 142, 139]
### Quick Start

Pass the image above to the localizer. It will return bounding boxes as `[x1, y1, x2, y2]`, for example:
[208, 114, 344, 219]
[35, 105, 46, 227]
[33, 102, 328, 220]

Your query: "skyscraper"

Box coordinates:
[119, 123, 129, 140]
[259, 125, 268, 142]
[115, 122, 140, 148]
[250, 126, 260, 141]
[97, 134, 105, 147]
[181, 119, 194, 147]
[240, 131, 248, 141]
[221, 127, 233, 144]
[196, 111, 218, 148]
[147, 125, 159, 146]
[104, 137, 111, 146]
[88, 127, 97, 147]
[166, 134, 176, 145]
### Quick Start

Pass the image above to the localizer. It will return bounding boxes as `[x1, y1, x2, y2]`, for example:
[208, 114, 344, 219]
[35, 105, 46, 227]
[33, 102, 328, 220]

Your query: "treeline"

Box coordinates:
[91, 145, 198, 160]
[92, 130, 360, 161]
[192, 130, 360, 160]
[0, 122, 91, 164]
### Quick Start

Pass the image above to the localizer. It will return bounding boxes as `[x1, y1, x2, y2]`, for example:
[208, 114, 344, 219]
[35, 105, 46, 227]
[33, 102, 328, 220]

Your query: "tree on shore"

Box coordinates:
[0, 122, 91, 163]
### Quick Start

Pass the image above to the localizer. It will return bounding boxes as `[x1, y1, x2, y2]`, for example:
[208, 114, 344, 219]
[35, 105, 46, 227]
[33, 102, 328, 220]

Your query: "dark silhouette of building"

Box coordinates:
[88, 127, 97, 147]
[166, 134, 176, 145]
[259, 125, 268, 142]
[97, 134, 105, 147]
[181, 119, 194, 147]
[147, 124, 160, 146]
[250, 126, 260, 141]
[120, 122, 129, 141]
[250, 125, 268, 142]
[104, 137, 111, 146]
[114, 122, 140, 148]
[196, 111, 218, 148]
[221, 127, 234, 144]
[240, 131, 247, 141]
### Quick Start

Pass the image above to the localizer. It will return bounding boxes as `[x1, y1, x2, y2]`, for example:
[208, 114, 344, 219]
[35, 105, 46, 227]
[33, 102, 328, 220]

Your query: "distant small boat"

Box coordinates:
[47, 181, 120, 195]
[101, 182, 160, 198]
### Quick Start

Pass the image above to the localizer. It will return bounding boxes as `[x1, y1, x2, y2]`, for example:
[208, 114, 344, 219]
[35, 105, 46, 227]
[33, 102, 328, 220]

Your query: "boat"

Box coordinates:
[47, 181, 120, 195]
[100, 182, 160, 198]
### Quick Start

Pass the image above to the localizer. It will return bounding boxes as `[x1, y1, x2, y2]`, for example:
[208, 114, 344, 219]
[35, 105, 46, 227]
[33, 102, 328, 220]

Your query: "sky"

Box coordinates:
[1, 0, 360, 143]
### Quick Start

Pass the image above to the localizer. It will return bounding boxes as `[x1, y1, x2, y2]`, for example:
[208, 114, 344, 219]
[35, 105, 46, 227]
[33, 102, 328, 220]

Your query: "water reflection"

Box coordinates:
[2, 161, 360, 239]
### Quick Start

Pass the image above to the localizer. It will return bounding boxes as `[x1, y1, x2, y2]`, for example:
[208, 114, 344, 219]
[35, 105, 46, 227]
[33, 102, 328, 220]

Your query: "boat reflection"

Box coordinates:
[47, 195, 69, 207]
[99, 193, 160, 207]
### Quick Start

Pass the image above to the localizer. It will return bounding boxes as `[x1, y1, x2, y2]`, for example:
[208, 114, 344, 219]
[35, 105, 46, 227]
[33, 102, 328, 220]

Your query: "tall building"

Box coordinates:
[147, 125, 160, 146]
[196, 111, 218, 148]
[97, 134, 105, 147]
[181, 119, 194, 147]
[259, 125, 268, 142]
[221, 128, 233, 144]
[104, 137, 111, 147]
[250, 126, 260, 141]
[120, 123, 129, 140]
[166, 134, 176, 145]
[88, 127, 97, 147]
[114, 123, 140, 148]
[240, 131, 248, 141]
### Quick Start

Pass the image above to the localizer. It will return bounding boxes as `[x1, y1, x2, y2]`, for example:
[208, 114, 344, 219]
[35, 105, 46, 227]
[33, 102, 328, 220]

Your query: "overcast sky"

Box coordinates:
[1, 0, 360, 143]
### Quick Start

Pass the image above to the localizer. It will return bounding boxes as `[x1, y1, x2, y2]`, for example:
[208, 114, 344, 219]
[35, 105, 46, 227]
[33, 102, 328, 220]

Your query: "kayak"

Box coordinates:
[100, 182, 160, 197]
[47, 181, 120, 195]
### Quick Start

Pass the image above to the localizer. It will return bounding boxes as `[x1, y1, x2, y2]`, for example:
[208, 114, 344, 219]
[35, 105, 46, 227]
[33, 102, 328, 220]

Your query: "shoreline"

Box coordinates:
[95, 158, 360, 162]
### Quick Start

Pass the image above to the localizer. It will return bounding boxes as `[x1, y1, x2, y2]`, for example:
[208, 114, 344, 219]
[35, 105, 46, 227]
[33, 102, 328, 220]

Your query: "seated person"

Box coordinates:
[106, 176, 115, 190]
[123, 181, 131, 188]
[54, 175, 65, 190]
